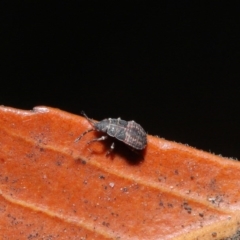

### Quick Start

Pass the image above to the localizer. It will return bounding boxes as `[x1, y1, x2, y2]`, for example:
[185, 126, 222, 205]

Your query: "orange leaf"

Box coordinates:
[0, 106, 240, 239]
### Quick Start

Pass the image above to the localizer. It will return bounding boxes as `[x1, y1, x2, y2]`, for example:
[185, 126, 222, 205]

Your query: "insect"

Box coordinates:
[75, 112, 147, 155]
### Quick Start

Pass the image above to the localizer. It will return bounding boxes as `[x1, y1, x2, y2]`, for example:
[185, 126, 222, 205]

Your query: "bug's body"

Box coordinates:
[95, 118, 147, 150]
[75, 112, 147, 154]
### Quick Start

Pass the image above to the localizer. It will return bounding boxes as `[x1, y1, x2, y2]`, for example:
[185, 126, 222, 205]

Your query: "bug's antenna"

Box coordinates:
[81, 111, 95, 126]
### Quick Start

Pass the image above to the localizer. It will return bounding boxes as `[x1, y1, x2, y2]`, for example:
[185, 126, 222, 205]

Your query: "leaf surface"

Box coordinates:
[0, 106, 240, 239]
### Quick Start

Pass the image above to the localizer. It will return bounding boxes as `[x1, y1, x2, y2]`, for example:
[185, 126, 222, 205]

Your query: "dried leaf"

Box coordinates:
[0, 106, 240, 239]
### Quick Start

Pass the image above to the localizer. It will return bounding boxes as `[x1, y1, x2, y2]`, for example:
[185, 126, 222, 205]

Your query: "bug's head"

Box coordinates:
[94, 119, 110, 133]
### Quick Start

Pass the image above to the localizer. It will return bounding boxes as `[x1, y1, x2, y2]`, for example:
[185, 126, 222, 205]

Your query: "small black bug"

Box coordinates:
[75, 112, 147, 155]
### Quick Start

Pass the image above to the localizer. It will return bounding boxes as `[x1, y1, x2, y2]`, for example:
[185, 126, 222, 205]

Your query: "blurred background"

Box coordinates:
[1, 2, 239, 159]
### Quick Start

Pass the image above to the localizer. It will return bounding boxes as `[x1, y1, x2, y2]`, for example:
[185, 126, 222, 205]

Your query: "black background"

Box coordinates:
[1, 2, 240, 159]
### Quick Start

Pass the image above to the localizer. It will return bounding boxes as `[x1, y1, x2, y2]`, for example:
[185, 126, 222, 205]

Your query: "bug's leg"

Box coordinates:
[87, 135, 108, 145]
[75, 128, 94, 142]
[128, 146, 144, 160]
[106, 142, 115, 156]
[86, 136, 109, 154]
